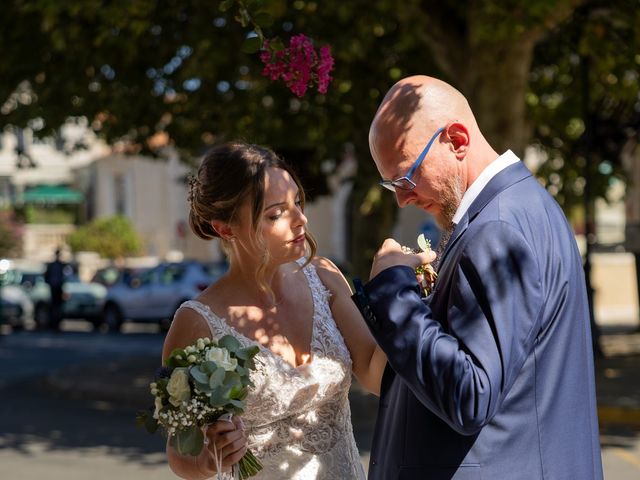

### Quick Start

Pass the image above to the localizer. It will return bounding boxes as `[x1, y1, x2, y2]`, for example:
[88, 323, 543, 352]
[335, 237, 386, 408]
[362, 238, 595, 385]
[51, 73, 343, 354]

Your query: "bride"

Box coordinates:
[163, 142, 386, 479]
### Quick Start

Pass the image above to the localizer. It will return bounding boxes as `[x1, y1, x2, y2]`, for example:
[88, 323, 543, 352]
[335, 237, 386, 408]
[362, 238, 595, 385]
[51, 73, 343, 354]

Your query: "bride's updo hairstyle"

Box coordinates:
[188, 142, 317, 292]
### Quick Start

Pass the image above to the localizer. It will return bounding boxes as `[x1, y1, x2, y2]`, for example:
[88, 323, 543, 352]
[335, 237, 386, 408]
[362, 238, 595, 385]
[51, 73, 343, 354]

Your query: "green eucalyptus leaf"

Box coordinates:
[194, 380, 212, 392]
[223, 371, 242, 389]
[209, 386, 232, 406]
[135, 410, 159, 433]
[201, 361, 218, 374]
[228, 398, 245, 409]
[166, 348, 190, 368]
[189, 366, 209, 384]
[209, 367, 226, 389]
[235, 345, 259, 361]
[171, 425, 203, 456]
[218, 335, 241, 352]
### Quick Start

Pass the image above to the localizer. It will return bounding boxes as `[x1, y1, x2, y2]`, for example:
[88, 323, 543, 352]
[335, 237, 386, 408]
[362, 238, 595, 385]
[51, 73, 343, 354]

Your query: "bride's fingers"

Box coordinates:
[211, 428, 245, 451]
[221, 444, 248, 467]
[220, 436, 248, 462]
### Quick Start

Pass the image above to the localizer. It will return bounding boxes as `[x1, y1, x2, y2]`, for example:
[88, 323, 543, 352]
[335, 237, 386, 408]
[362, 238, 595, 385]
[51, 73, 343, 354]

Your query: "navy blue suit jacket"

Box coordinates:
[354, 161, 603, 479]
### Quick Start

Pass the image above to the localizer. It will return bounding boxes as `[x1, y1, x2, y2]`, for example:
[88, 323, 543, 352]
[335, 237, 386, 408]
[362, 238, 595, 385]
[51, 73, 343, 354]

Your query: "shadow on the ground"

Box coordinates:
[0, 378, 168, 465]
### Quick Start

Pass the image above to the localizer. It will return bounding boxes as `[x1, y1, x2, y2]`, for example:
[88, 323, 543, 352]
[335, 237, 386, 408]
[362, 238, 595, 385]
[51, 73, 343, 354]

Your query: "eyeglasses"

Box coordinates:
[379, 126, 445, 192]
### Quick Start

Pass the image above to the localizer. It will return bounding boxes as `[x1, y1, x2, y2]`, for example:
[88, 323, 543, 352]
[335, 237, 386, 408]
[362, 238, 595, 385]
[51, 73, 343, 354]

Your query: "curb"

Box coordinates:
[598, 405, 640, 428]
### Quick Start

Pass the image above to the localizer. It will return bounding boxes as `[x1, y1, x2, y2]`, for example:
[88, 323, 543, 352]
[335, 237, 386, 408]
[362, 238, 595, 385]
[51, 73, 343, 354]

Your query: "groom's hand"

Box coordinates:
[370, 238, 436, 280]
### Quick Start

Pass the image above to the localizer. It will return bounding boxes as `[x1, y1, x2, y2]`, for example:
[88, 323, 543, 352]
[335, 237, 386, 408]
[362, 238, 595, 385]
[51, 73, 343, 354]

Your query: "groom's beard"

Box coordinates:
[436, 174, 465, 230]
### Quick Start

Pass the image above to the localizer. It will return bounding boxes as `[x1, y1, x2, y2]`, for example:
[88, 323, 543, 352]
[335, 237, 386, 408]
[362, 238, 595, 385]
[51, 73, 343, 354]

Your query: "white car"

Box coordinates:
[0, 277, 34, 330]
[101, 261, 227, 331]
[11, 266, 108, 329]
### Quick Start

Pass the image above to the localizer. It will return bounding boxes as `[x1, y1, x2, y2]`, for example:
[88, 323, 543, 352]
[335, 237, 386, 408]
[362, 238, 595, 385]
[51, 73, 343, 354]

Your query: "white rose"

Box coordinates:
[205, 347, 238, 371]
[153, 396, 163, 419]
[166, 368, 191, 407]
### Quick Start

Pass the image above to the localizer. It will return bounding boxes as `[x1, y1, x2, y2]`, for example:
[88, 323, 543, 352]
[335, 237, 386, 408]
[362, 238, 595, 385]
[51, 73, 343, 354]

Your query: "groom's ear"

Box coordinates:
[444, 123, 469, 159]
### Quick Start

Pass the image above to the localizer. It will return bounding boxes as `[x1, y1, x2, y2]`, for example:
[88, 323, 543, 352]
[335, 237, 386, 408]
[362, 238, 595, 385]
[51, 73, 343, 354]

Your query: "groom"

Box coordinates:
[352, 76, 603, 479]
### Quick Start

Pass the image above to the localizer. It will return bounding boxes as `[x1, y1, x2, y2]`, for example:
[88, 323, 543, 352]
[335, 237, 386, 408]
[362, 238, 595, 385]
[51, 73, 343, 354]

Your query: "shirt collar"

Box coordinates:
[451, 150, 521, 225]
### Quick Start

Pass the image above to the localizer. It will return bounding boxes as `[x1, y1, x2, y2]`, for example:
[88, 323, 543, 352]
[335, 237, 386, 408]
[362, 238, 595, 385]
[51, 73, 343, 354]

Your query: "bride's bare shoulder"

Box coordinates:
[309, 256, 353, 297]
[162, 303, 211, 362]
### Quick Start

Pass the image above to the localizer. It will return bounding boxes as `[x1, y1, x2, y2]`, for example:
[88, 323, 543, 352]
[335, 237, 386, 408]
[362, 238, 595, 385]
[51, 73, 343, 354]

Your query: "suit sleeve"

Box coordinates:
[359, 221, 543, 435]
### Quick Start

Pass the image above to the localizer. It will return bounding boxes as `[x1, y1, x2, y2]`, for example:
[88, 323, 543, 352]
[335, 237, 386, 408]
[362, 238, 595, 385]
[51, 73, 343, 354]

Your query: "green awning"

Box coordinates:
[20, 185, 84, 204]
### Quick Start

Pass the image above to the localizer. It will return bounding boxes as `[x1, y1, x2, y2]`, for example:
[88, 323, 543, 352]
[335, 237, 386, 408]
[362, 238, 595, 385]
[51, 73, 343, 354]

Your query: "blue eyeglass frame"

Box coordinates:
[379, 126, 445, 192]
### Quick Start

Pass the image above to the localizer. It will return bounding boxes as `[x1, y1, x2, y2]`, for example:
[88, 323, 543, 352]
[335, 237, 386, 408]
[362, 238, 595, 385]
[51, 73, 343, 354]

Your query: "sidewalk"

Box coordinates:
[596, 329, 640, 429]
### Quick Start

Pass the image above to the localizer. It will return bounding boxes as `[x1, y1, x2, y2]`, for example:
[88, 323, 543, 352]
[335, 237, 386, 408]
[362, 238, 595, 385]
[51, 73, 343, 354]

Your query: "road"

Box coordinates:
[0, 321, 638, 479]
[0, 323, 177, 480]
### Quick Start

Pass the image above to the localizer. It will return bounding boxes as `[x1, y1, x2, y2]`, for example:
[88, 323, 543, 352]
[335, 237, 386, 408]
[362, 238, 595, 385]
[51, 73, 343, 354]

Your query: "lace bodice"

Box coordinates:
[179, 259, 365, 479]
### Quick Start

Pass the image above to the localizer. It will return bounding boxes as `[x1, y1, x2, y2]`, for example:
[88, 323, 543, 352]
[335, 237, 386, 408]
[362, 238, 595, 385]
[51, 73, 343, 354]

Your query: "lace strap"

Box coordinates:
[179, 299, 231, 341]
[296, 258, 332, 314]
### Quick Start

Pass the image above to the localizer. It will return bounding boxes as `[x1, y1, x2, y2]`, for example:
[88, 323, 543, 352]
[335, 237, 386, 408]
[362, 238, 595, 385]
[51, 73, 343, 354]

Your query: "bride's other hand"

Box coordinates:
[203, 416, 248, 471]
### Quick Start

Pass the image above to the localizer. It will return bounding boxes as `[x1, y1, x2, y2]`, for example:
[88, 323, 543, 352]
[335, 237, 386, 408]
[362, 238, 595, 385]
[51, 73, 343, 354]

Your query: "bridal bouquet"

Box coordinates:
[137, 335, 262, 479]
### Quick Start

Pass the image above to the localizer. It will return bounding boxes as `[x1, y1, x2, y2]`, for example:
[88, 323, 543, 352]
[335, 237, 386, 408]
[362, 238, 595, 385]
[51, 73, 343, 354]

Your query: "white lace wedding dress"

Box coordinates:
[179, 259, 366, 479]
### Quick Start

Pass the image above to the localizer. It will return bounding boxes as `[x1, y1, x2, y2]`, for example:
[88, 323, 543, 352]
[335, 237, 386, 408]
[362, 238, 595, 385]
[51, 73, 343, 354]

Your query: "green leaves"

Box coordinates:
[253, 12, 274, 28]
[242, 36, 262, 53]
[171, 425, 204, 456]
[218, 334, 241, 352]
[219, 0, 235, 13]
[208, 366, 226, 389]
[165, 348, 190, 369]
[135, 409, 159, 434]
[66, 215, 142, 259]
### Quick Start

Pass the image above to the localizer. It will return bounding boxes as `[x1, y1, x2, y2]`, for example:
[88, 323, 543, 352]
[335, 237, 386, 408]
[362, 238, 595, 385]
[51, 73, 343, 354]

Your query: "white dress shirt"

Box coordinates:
[451, 150, 521, 225]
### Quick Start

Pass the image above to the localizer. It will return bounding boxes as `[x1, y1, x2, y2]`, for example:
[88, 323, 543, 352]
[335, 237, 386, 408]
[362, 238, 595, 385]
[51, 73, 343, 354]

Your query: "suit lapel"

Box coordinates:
[436, 161, 532, 272]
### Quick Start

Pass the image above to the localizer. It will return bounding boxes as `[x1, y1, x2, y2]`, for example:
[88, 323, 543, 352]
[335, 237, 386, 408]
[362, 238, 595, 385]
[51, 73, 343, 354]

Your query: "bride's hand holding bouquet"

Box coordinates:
[137, 335, 263, 479]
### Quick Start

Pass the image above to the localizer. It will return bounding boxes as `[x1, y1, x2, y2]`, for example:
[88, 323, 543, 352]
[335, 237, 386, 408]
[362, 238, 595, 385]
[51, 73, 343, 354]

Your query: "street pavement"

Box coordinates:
[1, 321, 640, 479]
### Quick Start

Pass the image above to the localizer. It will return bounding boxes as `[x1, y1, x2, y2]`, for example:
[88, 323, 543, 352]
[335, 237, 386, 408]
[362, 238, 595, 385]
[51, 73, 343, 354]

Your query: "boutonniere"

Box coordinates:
[415, 234, 437, 296]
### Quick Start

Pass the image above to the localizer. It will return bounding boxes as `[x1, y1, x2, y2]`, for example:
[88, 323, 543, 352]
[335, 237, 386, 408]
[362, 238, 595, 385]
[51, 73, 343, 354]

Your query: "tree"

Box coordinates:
[67, 215, 142, 259]
[1, 0, 637, 277]
[528, 1, 640, 213]
[0, 212, 22, 258]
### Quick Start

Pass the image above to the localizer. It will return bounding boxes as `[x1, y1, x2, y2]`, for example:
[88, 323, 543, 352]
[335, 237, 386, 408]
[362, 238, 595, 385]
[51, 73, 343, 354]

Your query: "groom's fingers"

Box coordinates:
[416, 249, 437, 265]
[370, 238, 436, 280]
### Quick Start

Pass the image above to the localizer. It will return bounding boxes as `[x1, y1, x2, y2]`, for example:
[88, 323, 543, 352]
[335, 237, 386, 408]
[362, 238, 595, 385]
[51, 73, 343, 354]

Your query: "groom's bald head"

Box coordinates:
[369, 76, 475, 166]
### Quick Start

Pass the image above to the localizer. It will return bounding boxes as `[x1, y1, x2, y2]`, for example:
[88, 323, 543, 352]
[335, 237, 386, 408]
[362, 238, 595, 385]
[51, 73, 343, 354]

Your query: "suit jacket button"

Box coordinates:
[371, 460, 377, 466]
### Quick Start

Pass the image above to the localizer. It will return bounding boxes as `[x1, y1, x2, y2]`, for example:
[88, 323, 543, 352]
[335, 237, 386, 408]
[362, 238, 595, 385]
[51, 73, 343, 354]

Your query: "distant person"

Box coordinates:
[44, 249, 66, 331]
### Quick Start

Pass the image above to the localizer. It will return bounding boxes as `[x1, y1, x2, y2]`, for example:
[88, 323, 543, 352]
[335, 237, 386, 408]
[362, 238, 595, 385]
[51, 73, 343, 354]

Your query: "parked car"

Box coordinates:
[92, 265, 149, 288]
[101, 260, 228, 331]
[0, 267, 34, 330]
[10, 265, 107, 329]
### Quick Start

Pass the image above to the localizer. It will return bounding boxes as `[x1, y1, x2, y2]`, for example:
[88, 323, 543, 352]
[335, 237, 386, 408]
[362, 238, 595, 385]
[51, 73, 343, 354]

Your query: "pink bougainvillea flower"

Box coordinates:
[261, 34, 335, 97]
